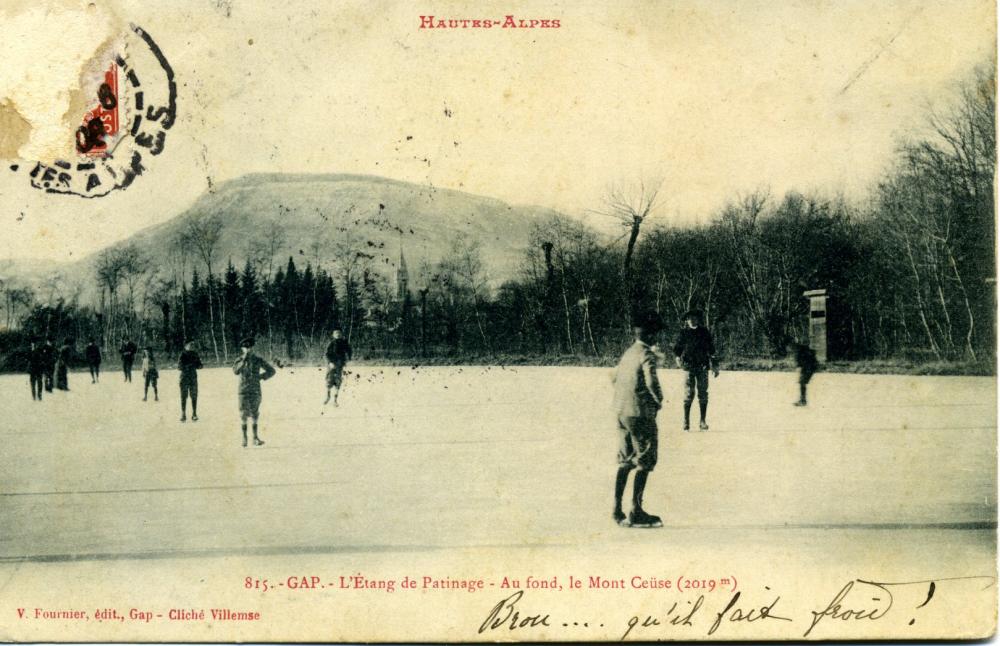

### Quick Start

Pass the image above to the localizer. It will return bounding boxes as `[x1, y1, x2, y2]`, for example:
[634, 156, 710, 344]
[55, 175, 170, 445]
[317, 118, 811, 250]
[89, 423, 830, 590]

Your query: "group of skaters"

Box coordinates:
[25, 337, 72, 399]
[24, 329, 354, 448]
[27, 335, 179, 403]
[611, 308, 818, 528]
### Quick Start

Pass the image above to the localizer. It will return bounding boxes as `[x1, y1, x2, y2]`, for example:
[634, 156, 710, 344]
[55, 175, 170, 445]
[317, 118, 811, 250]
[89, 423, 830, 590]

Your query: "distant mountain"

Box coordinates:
[18, 174, 568, 299]
[0, 257, 71, 281]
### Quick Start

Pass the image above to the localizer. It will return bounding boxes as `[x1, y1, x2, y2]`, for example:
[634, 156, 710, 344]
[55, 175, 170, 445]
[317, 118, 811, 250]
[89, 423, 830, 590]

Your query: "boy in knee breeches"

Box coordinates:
[610, 310, 666, 528]
[673, 309, 718, 431]
[178, 340, 203, 422]
[323, 328, 352, 406]
[141, 347, 159, 401]
[233, 337, 276, 447]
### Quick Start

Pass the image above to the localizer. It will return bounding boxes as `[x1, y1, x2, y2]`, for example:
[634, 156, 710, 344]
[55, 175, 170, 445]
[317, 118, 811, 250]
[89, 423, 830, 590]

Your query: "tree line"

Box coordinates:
[0, 62, 994, 370]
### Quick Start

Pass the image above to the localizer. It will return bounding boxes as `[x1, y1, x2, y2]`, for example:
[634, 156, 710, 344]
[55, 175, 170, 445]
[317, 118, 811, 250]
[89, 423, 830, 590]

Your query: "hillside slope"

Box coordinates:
[101, 173, 560, 285]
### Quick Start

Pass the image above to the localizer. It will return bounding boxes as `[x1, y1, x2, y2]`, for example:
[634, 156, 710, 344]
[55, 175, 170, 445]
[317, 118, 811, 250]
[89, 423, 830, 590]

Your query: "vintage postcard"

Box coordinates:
[0, 0, 996, 642]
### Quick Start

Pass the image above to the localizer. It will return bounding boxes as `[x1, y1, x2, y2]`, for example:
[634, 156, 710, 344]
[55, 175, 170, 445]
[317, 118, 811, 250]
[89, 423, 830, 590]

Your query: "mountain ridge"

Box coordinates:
[3, 173, 565, 302]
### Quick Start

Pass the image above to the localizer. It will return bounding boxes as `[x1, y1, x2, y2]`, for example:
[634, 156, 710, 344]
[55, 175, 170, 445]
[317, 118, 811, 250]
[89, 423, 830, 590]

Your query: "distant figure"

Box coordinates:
[793, 342, 819, 407]
[120, 337, 138, 382]
[55, 338, 72, 391]
[85, 339, 102, 383]
[323, 328, 352, 406]
[27, 338, 45, 401]
[673, 310, 718, 432]
[178, 339, 203, 422]
[233, 337, 276, 447]
[610, 310, 665, 528]
[40, 337, 56, 392]
[142, 347, 159, 401]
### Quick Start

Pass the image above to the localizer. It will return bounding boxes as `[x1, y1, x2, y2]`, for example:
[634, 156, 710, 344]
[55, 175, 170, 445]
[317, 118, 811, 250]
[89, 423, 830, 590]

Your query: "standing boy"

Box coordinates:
[672, 309, 718, 431]
[27, 338, 44, 401]
[323, 328, 352, 406]
[178, 339, 203, 422]
[233, 337, 276, 447]
[85, 339, 102, 383]
[793, 342, 819, 406]
[120, 336, 138, 382]
[141, 347, 159, 401]
[611, 311, 665, 528]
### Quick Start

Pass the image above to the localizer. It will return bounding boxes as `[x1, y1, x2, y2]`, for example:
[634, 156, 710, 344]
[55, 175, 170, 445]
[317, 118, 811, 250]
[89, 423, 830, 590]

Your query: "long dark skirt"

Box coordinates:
[55, 362, 69, 391]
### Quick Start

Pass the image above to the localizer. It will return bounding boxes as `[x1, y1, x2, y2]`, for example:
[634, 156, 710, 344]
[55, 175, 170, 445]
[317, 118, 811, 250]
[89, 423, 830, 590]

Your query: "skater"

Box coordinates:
[142, 347, 159, 401]
[793, 341, 818, 406]
[673, 309, 718, 432]
[27, 338, 45, 401]
[610, 310, 665, 528]
[120, 336, 138, 382]
[233, 337, 276, 447]
[323, 327, 352, 406]
[40, 337, 55, 392]
[178, 339, 203, 422]
[85, 338, 102, 383]
[55, 338, 72, 391]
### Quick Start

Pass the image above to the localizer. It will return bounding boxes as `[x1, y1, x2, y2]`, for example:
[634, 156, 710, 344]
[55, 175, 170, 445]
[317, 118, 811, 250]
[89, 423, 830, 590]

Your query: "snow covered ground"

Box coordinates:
[0, 365, 995, 640]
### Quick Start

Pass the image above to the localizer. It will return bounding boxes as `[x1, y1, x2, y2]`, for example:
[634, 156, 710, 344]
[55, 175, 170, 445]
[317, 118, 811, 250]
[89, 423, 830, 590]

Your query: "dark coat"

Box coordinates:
[673, 326, 716, 371]
[233, 353, 276, 396]
[179, 350, 203, 382]
[85, 343, 102, 365]
[27, 347, 46, 375]
[325, 339, 352, 365]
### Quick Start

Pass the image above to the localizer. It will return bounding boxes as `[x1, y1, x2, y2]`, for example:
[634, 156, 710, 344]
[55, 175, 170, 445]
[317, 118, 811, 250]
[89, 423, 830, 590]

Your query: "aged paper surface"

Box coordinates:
[0, 0, 996, 641]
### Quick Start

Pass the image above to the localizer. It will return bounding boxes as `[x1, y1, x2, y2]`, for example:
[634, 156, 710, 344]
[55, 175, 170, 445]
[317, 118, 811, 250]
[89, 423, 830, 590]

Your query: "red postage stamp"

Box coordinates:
[76, 62, 119, 157]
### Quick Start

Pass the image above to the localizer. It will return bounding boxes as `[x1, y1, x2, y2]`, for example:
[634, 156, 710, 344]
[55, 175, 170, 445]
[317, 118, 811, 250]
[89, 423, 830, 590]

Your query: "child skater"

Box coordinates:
[142, 347, 159, 401]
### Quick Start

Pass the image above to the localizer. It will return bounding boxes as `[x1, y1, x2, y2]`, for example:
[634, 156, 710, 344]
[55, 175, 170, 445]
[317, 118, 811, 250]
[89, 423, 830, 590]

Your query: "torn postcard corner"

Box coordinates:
[0, 0, 125, 163]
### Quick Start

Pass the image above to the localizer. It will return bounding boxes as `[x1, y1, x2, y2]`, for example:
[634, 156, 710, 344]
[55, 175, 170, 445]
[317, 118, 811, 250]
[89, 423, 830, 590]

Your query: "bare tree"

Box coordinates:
[8, 285, 34, 329]
[96, 249, 125, 345]
[119, 244, 150, 333]
[449, 235, 491, 351]
[592, 177, 663, 311]
[876, 63, 996, 360]
[185, 215, 225, 362]
[0, 275, 34, 330]
[246, 220, 287, 356]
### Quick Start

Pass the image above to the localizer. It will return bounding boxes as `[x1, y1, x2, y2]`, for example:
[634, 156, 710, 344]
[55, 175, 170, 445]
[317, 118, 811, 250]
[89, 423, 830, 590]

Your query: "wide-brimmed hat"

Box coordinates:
[240, 337, 256, 348]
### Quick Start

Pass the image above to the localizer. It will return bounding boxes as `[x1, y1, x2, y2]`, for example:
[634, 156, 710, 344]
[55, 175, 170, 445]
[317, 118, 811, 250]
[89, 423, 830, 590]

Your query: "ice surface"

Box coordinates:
[0, 365, 995, 560]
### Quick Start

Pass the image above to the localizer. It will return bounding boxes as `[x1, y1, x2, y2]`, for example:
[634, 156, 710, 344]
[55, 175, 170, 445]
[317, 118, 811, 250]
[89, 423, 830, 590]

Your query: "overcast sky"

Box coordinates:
[0, 0, 994, 262]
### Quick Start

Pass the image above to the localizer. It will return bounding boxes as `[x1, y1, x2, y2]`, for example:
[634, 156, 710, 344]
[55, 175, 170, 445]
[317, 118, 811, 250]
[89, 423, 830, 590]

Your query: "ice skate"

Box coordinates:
[613, 508, 626, 525]
[241, 437, 247, 447]
[699, 420, 709, 431]
[793, 400, 807, 407]
[192, 414, 199, 421]
[253, 438, 265, 447]
[623, 509, 662, 528]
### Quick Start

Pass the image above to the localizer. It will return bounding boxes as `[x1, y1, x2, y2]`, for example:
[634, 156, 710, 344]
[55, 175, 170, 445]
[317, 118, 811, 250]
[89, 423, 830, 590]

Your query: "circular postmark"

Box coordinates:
[11, 23, 176, 198]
